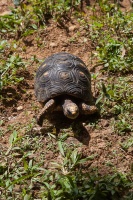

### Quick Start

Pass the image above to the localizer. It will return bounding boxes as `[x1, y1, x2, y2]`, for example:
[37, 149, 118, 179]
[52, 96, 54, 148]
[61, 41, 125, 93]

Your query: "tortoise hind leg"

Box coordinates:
[37, 99, 56, 126]
[79, 102, 98, 115]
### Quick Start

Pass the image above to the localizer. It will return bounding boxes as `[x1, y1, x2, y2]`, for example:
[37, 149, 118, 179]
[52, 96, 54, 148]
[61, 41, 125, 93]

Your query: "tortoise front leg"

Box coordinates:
[37, 99, 56, 126]
[79, 102, 98, 115]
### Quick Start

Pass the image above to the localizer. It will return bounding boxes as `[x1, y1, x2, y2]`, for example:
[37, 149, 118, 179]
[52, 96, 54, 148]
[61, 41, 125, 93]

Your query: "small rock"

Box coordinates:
[50, 42, 58, 47]
[68, 25, 77, 32]
[61, 47, 66, 51]
[17, 106, 23, 111]
[100, 119, 109, 127]
[83, 37, 88, 43]
[62, 43, 68, 47]
[8, 116, 16, 121]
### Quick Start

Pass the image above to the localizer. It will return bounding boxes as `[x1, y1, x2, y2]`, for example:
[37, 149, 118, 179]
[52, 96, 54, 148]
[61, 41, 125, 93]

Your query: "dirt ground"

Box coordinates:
[0, 0, 133, 177]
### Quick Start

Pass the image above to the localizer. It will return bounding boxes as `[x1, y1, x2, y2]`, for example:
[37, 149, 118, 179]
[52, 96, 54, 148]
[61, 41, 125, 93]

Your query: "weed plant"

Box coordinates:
[89, 2, 133, 135]
[90, 1, 133, 73]
[0, 53, 25, 89]
[0, 133, 132, 199]
[0, 0, 81, 38]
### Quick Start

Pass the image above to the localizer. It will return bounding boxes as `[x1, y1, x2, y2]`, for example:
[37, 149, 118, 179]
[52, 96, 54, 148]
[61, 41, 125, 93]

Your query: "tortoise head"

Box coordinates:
[62, 99, 79, 119]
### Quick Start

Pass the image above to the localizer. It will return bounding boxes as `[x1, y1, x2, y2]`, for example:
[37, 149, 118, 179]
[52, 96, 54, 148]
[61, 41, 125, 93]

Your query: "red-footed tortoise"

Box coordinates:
[35, 52, 98, 126]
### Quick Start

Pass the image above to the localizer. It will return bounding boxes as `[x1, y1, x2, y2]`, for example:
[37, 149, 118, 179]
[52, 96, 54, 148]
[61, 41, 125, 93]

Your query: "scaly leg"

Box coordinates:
[37, 99, 56, 126]
[79, 102, 98, 115]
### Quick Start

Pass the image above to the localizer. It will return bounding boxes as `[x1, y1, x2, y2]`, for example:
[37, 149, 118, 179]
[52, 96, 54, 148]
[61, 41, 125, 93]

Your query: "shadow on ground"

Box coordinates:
[33, 112, 100, 146]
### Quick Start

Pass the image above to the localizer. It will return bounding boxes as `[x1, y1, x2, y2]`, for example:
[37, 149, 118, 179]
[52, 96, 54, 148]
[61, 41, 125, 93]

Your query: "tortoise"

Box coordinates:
[35, 52, 98, 126]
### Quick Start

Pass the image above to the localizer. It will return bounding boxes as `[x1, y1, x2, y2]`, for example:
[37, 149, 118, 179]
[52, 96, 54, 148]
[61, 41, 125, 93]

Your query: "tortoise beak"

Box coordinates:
[65, 107, 79, 119]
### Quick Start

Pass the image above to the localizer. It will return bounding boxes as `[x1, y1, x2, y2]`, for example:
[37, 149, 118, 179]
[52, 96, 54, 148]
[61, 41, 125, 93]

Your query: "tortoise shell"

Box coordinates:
[35, 52, 93, 104]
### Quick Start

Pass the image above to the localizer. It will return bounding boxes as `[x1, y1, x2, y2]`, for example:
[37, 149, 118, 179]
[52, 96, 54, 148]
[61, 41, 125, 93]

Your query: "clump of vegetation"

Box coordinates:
[0, 0, 81, 39]
[96, 76, 132, 134]
[0, 134, 132, 199]
[90, 1, 133, 73]
[0, 53, 25, 89]
[0, 38, 26, 90]
[88, 1, 133, 135]
[120, 137, 133, 151]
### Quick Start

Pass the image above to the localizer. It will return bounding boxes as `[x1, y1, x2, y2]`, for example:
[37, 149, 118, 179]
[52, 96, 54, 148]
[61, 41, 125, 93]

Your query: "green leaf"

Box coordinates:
[58, 141, 65, 157]
[24, 194, 31, 200]
[31, 24, 37, 30]
[43, 182, 50, 189]
[29, 160, 33, 168]
[9, 133, 14, 145]
[71, 150, 78, 165]
[23, 159, 28, 171]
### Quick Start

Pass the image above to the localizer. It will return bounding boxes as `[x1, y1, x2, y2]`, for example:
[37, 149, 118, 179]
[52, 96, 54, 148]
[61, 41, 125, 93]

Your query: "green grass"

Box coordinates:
[96, 77, 133, 135]
[0, 0, 133, 199]
[90, 2, 133, 73]
[0, 130, 132, 199]
[0, 53, 26, 89]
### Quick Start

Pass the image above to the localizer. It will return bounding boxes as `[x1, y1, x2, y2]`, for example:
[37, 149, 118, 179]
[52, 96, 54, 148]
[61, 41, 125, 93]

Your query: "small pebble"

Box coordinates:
[50, 42, 58, 47]
[17, 106, 23, 111]
[69, 25, 77, 32]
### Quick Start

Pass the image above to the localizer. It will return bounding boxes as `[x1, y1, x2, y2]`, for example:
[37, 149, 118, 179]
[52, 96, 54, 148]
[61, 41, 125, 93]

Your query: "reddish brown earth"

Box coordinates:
[0, 0, 132, 177]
